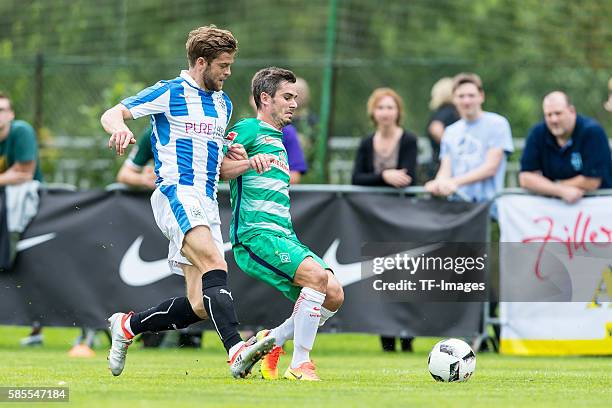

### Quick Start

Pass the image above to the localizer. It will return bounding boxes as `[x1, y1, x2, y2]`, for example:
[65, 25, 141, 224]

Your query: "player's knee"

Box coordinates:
[208, 257, 227, 272]
[197, 250, 227, 272]
[305, 267, 328, 293]
[325, 278, 344, 310]
[187, 296, 207, 320]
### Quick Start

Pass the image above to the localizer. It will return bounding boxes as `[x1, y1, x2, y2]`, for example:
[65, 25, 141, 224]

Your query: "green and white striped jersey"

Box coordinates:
[228, 118, 293, 244]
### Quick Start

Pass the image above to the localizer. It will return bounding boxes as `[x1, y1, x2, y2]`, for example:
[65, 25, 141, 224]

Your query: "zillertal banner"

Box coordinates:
[497, 194, 612, 355]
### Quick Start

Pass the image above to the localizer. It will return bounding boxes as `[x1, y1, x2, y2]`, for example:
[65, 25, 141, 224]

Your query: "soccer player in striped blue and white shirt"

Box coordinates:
[101, 25, 275, 379]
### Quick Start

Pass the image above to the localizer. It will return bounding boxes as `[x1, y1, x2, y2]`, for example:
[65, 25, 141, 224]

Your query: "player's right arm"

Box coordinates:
[220, 154, 275, 180]
[101, 104, 135, 156]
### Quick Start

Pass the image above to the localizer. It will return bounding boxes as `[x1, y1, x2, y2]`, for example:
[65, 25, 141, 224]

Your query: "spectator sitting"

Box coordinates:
[0, 92, 44, 346]
[425, 77, 460, 178]
[352, 87, 417, 188]
[519, 91, 612, 203]
[424, 72, 513, 216]
[351, 87, 417, 352]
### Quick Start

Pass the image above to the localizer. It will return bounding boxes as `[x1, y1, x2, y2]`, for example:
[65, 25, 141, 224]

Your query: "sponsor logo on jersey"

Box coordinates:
[185, 122, 216, 135]
[279, 252, 291, 263]
[271, 157, 290, 174]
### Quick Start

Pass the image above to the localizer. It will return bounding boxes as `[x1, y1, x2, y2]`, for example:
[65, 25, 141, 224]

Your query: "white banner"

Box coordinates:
[497, 194, 612, 355]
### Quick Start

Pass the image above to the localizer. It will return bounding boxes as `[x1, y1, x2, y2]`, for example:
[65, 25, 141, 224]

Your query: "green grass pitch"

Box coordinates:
[0, 326, 610, 407]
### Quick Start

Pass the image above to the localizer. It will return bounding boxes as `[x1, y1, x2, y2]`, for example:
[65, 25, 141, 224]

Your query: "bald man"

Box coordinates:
[519, 91, 612, 203]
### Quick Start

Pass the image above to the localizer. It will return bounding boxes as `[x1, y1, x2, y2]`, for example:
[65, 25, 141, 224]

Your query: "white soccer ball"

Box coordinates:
[428, 338, 476, 382]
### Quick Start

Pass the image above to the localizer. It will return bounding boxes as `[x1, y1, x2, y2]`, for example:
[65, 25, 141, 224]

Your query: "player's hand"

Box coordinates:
[226, 143, 248, 161]
[141, 166, 157, 190]
[249, 154, 274, 174]
[382, 169, 412, 188]
[559, 185, 584, 204]
[108, 129, 135, 156]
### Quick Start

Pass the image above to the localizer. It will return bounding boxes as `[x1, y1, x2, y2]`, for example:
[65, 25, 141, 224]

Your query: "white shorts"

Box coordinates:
[151, 185, 224, 275]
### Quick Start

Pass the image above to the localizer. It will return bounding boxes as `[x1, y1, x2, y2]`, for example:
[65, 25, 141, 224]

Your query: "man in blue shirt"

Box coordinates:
[425, 72, 514, 212]
[519, 91, 612, 204]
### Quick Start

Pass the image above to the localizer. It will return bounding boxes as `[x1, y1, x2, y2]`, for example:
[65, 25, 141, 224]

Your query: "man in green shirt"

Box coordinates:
[0, 92, 43, 346]
[0, 93, 42, 185]
[220, 67, 344, 381]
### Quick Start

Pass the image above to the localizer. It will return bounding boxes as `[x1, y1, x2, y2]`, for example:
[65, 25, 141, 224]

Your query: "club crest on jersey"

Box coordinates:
[188, 207, 205, 220]
[278, 252, 291, 263]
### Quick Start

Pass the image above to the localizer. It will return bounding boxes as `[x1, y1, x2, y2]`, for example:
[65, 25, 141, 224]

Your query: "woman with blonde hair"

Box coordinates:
[604, 77, 612, 112]
[426, 77, 459, 175]
[352, 88, 417, 188]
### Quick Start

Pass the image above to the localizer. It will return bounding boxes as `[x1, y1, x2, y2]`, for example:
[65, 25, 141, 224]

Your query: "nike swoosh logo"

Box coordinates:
[119, 236, 233, 287]
[323, 239, 445, 287]
[16, 233, 57, 252]
[289, 371, 303, 380]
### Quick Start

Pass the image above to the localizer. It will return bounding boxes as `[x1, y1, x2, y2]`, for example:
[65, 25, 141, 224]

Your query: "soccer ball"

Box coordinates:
[428, 338, 476, 382]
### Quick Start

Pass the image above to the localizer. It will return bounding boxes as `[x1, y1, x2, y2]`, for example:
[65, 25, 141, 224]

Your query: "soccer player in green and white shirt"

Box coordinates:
[220, 67, 344, 381]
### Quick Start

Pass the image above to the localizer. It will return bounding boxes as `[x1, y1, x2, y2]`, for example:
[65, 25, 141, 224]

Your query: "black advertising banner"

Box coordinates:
[0, 187, 488, 337]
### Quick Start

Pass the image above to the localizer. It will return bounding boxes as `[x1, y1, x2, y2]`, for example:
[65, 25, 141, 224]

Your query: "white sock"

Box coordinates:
[270, 306, 337, 346]
[270, 316, 294, 347]
[228, 340, 244, 359]
[319, 307, 337, 327]
[291, 287, 325, 368]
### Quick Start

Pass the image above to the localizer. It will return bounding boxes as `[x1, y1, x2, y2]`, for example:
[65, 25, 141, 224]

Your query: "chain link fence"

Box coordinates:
[0, 0, 610, 188]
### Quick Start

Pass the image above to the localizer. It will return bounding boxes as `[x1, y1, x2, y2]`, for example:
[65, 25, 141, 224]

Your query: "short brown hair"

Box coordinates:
[452, 72, 483, 93]
[0, 92, 12, 110]
[185, 25, 237, 67]
[251, 67, 296, 110]
[366, 88, 404, 126]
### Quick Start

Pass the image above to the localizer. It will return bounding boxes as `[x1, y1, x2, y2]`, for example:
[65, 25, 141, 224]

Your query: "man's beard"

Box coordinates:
[202, 70, 220, 91]
[273, 112, 292, 129]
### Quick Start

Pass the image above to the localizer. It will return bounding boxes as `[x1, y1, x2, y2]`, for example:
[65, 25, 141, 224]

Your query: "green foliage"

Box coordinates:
[0, 0, 610, 186]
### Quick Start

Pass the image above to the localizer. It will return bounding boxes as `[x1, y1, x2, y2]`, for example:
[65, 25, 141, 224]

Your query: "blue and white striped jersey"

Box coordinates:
[121, 70, 233, 200]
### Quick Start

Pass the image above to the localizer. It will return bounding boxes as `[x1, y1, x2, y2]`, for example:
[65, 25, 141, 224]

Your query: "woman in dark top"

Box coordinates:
[352, 87, 418, 188]
[352, 87, 417, 352]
